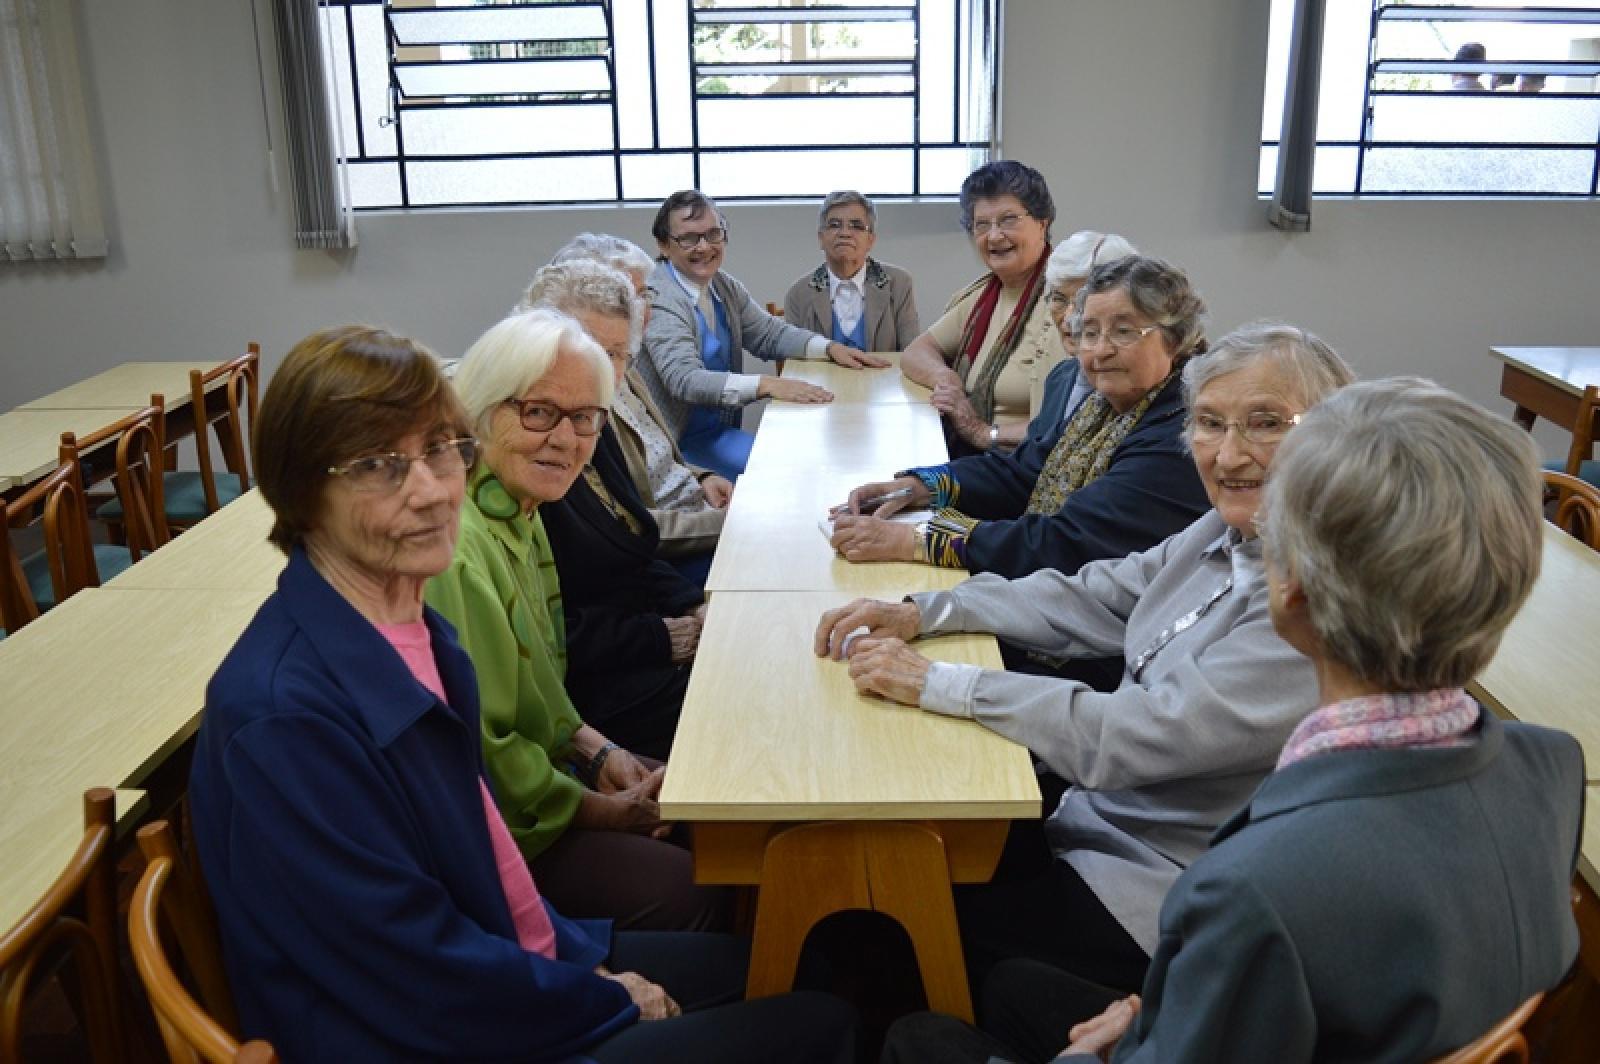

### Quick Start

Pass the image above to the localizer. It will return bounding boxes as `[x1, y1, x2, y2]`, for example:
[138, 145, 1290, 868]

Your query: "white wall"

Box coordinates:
[2, 0, 1595, 459]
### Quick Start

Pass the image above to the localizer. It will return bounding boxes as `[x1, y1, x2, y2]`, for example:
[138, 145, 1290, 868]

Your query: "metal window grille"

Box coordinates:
[316, 0, 1001, 209]
[1261, 1, 1600, 198]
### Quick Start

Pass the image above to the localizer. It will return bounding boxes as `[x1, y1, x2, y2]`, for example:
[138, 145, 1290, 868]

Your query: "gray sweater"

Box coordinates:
[910, 510, 1317, 953]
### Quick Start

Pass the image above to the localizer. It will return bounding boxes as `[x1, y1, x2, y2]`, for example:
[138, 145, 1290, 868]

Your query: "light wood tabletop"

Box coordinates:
[780, 353, 934, 405]
[744, 401, 947, 477]
[1490, 346, 1600, 432]
[1470, 523, 1600, 782]
[101, 489, 283, 593]
[0, 407, 140, 494]
[706, 467, 967, 594]
[0, 788, 147, 938]
[18, 361, 220, 411]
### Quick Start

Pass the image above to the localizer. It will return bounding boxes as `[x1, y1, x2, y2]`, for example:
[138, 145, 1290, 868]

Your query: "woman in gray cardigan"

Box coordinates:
[635, 189, 886, 478]
[881, 377, 1583, 1064]
[816, 322, 1355, 992]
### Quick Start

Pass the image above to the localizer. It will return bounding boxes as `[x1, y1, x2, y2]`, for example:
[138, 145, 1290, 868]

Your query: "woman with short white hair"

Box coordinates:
[883, 377, 1583, 1064]
[426, 307, 727, 932]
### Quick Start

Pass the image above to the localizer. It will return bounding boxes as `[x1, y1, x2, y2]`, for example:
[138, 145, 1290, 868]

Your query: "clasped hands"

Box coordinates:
[929, 371, 994, 452]
[813, 597, 932, 706]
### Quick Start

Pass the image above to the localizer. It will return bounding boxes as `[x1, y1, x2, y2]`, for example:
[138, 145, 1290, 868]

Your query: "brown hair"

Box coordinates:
[650, 189, 726, 248]
[255, 326, 470, 553]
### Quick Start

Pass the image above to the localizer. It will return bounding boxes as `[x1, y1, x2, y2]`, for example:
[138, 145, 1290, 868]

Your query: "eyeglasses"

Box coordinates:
[502, 397, 609, 437]
[1045, 291, 1077, 308]
[971, 213, 1031, 238]
[668, 228, 726, 250]
[822, 219, 872, 234]
[1189, 411, 1301, 446]
[328, 437, 477, 493]
[1077, 322, 1160, 349]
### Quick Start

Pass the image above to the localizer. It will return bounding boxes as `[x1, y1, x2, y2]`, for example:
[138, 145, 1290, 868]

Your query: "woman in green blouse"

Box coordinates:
[426, 306, 726, 931]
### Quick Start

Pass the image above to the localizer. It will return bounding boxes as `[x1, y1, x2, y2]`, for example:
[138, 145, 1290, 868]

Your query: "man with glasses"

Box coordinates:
[782, 189, 920, 356]
[637, 189, 890, 479]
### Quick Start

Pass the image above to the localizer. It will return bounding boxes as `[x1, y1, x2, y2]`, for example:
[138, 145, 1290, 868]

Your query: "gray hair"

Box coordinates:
[1182, 321, 1355, 413]
[453, 307, 614, 435]
[1045, 230, 1138, 291]
[518, 259, 644, 355]
[1078, 255, 1208, 358]
[550, 232, 655, 287]
[1261, 377, 1543, 692]
[818, 190, 876, 230]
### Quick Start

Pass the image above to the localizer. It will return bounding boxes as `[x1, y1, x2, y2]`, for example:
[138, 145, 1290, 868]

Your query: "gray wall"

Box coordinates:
[2, 0, 1595, 459]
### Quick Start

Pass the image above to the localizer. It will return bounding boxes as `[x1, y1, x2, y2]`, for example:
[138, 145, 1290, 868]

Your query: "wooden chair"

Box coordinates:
[3, 452, 102, 615]
[765, 302, 787, 375]
[1562, 384, 1599, 488]
[71, 396, 171, 562]
[1429, 992, 1544, 1064]
[129, 820, 278, 1064]
[168, 345, 260, 527]
[1542, 470, 1600, 550]
[0, 497, 39, 637]
[0, 788, 125, 1062]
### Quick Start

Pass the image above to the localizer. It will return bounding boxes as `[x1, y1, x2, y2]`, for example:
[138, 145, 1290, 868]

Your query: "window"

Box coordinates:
[318, 0, 1001, 209]
[1260, 1, 1600, 197]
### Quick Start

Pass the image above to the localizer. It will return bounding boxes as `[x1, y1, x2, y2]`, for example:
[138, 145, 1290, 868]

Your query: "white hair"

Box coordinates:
[1182, 320, 1355, 414]
[453, 307, 614, 435]
[1045, 230, 1137, 290]
[518, 259, 643, 355]
[1261, 377, 1543, 692]
[550, 232, 655, 287]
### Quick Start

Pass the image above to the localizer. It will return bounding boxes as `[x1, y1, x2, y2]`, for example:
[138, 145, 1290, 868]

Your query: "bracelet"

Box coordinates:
[914, 521, 931, 563]
[987, 424, 1000, 448]
[586, 741, 620, 784]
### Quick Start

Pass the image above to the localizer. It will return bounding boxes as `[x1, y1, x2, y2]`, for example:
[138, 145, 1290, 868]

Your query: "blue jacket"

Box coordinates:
[189, 547, 637, 1062]
[930, 360, 1210, 579]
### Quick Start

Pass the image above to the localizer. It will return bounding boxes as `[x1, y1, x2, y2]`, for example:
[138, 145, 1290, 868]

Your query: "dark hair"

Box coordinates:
[1454, 42, 1486, 63]
[1078, 255, 1208, 358]
[255, 326, 471, 554]
[651, 190, 727, 248]
[958, 160, 1055, 235]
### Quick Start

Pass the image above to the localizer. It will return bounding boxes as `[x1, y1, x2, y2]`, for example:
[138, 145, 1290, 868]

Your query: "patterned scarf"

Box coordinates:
[1025, 367, 1174, 516]
[951, 247, 1052, 424]
[1276, 688, 1480, 770]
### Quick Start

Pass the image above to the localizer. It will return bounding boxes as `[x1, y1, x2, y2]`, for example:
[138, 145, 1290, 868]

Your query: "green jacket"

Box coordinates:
[425, 467, 585, 859]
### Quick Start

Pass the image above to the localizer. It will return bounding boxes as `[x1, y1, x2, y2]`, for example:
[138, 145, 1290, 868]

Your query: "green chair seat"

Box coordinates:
[1542, 459, 1600, 490]
[96, 471, 245, 525]
[22, 544, 134, 610]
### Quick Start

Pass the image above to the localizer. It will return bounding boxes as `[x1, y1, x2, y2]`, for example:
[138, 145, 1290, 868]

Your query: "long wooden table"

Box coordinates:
[1491, 346, 1600, 433]
[0, 407, 141, 496]
[18, 362, 221, 412]
[101, 489, 282, 593]
[745, 401, 947, 476]
[779, 353, 933, 405]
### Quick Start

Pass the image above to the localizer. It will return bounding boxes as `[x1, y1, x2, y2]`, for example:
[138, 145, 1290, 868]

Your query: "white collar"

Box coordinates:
[827, 263, 866, 300]
[668, 262, 714, 306]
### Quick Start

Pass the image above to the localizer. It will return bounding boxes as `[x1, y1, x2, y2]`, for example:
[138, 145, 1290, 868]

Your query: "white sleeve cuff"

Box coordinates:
[920, 662, 981, 718]
[804, 334, 831, 360]
[725, 373, 762, 405]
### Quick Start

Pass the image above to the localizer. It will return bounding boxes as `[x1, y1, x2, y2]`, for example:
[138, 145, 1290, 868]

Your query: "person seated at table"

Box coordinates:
[817, 322, 1355, 995]
[782, 190, 920, 354]
[426, 308, 729, 931]
[880, 376, 1583, 1064]
[548, 233, 729, 577]
[190, 325, 856, 1062]
[830, 255, 1210, 583]
[898, 160, 1066, 455]
[521, 258, 704, 761]
[636, 189, 890, 480]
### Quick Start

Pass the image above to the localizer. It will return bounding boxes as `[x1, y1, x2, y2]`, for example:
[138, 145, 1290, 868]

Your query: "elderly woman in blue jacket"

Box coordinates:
[189, 325, 855, 1062]
[879, 377, 1583, 1064]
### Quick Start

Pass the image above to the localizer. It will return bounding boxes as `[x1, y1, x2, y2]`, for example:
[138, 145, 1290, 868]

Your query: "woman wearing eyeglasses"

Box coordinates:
[425, 308, 728, 933]
[637, 189, 889, 480]
[781, 189, 921, 353]
[898, 160, 1064, 456]
[817, 323, 1354, 995]
[191, 324, 856, 1061]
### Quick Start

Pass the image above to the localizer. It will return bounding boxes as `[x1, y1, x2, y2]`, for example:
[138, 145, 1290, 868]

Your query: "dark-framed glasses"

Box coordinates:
[669, 228, 726, 250]
[1189, 411, 1301, 446]
[822, 219, 872, 233]
[1077, 322, 1160, 350]
[502, 397, 609, 437]
[328, 437, 478, 493]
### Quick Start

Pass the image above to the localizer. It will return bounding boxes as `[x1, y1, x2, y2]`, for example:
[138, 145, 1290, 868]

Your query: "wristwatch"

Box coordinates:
[988, 424, 1000, 449]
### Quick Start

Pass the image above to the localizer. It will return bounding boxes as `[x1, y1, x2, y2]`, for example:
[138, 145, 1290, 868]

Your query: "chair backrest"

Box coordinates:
[0, 497, 41, 634]
[0, 788, 125, 1062]
[764, 303, 787, 374]
[61, 396, 170, 561]
[188, 344, 261, 515]
[1542, 470, 1600, 550]
[1429, 992, 1544, 1064]
[1562, 384, 1597, 478]
[2, 454, 99, 609]
[129, 821, 277, 1064]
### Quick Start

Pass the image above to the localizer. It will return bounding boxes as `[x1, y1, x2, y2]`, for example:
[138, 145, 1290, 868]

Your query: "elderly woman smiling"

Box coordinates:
[190, 327, 855, 1061]
[817, 322, 1355, 993]
[425, 308, 726, 932]
[832, 255, 1211, 583]
[883, 378, 1583, 1064]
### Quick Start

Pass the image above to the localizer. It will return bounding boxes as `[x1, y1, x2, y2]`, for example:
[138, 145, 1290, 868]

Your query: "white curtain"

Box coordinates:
[271, 0, 355, 249]
[0, 0, 107, 261]
[960, 0, 1002, 167]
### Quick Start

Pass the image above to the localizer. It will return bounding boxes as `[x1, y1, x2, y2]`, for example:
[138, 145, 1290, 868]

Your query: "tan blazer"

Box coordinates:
[782, 258, 920, 353]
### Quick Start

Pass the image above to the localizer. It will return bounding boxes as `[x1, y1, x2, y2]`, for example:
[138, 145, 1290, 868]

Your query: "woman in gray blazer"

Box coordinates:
[782, 190, 920, 353]
[882, 377, 1584, 1064]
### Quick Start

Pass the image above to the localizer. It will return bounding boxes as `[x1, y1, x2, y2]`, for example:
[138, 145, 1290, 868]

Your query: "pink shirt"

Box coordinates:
[378, 620, 557, 960]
